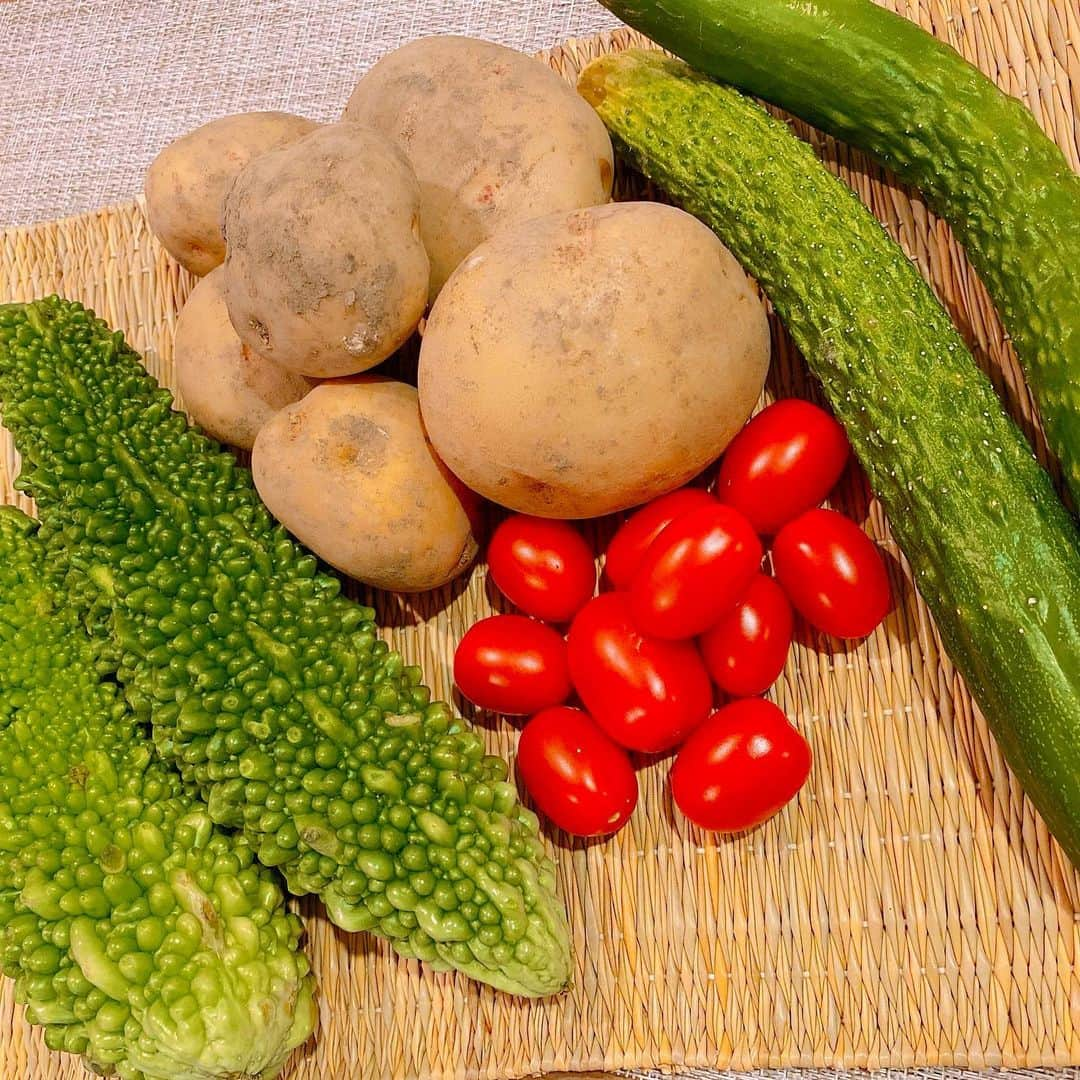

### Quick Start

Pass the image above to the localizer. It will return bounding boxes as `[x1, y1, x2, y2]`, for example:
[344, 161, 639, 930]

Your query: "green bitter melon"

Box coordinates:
[0, 298, 571, 998]
[0, 506, 315, 1079]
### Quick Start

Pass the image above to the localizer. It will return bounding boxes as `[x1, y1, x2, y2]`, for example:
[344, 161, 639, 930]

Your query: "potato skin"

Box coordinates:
[222, 123, 430, 378]
[252, 378, 480, 592]
[419, 202, 771, 519]
[144, 111, 317, 276]
[173, 268, 315, 450]
[343, 35, 614, 301]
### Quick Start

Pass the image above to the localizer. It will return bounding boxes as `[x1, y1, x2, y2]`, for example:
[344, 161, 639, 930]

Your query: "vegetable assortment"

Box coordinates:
[5, 0, 1079, 1066]
[596, 0, 1080, 507]
[580, 49, 1080, 867]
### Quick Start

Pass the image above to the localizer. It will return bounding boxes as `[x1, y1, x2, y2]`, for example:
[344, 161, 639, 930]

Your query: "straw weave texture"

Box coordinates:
[1, 7, 1079, 1078]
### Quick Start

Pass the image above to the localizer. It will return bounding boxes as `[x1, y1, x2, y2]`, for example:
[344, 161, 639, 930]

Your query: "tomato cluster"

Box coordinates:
[453, 400, 892, 841]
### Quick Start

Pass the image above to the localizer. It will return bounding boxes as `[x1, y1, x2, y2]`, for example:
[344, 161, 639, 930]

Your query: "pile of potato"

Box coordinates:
[146, 35, 770, 593]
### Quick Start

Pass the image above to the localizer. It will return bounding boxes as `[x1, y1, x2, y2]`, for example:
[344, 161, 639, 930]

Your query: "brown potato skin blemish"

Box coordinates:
[221, 123, 429, 379]
[253, 378, 479, 592]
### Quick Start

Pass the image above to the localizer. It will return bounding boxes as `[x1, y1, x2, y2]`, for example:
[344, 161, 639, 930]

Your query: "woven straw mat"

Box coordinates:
[1, 10, 1079, 1080]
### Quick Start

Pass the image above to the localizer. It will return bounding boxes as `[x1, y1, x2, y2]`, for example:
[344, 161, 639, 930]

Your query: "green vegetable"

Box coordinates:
[595, 0, 1080, 506]
[579, 50, 1080, 865]
[0, 298, 571, 998]
[0, 506, 314, 1079]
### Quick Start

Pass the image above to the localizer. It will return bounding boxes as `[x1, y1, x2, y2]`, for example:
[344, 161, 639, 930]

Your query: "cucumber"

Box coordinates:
[579, 50, 1080, 866]
[594, 0, 1080, 506]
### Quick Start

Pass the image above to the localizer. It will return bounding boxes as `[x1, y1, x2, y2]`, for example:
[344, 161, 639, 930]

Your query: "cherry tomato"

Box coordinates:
[717, 399, 849, 534]
[517, 706, 638, 837]
[670, 698, 812, 832]
[453, 615, 571, 715]
[772, 508, 891, 639]
[604, 488, 718, 590]
[629, 502, 761, 640]
[487, 515, 596, 622]
[567, 592, 712, 753]
[698, 573, 793, 696]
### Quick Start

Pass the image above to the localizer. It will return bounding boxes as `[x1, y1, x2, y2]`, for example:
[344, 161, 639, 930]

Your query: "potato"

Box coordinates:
[222, 122, 430, 378]
[252, 378, 479, 592]
[173, 268, 315, 450]
[343, 36, 614, 301]
[144, 111, 317, 276]
[418, 202, 771, 518]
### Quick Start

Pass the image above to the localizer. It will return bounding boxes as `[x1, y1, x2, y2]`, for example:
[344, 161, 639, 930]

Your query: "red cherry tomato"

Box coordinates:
[670, 698, 812, 832]
[772, 508, 891, 639]
[488, 515, 596, 622]
[517, 706, 638, 837]
[567, 593, 712, 753]
[717, 399, 849, 534]
[629, 502, 762, 640]
[604, 488, 718, 590]
[453, 615, 571, 715]
[698, 573, 793, 696]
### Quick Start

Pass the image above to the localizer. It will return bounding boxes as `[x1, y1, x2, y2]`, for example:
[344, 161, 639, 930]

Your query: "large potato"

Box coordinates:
[252, 378, 479, 592]
[222, 123, 429, 378]
[419, 202, 771, 518]
[144, 111, 317, 276]
[343, 36, 614, 300]
[173, 268, 315, 450]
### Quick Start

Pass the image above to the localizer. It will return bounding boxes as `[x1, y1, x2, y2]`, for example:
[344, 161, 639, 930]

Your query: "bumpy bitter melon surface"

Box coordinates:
[0, 506, 315, 1079]
[0, 298, 571, 998]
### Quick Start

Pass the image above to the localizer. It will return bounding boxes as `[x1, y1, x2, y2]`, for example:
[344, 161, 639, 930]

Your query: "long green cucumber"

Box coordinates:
[594, 0, 1080, 506]
[579, 50, 1080, 865]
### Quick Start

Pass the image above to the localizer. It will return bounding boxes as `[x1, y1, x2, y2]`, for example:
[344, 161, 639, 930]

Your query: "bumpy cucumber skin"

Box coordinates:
[580, 51, 1080, 866]
[597, 0, 1080, 505]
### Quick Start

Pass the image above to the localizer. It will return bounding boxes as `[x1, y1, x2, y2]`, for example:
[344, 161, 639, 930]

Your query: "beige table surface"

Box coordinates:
[1, 2, 1077, 1079]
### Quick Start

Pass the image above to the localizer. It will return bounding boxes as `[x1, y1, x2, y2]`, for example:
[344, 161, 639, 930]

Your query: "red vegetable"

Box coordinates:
[717, 399, 849, 534]
[517, 706, 638, 837]
[453, 614, 571, 715]
[567, 592, 712, 753]
[604, 487, 717, 589]
[698, 573, 793, 696]
[488, 514, 596, 622]
[772, 508, 891, 639]
[670, 698, 812, 832]
[629, 502, 761, 639]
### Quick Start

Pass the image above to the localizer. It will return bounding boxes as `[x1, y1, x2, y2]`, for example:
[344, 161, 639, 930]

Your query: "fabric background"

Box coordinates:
[1, 0, 619, 226]
[0, 2, 1075, 1079]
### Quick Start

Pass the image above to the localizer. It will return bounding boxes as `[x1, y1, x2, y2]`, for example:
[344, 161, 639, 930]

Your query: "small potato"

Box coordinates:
[173, 268, 315, 450]
[145, 111, 317, 276]
[253, 378, 479, 592]
[343, 36, 614, 300]
[419, 202, 771, 519]
[222, 123, 429, 378]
